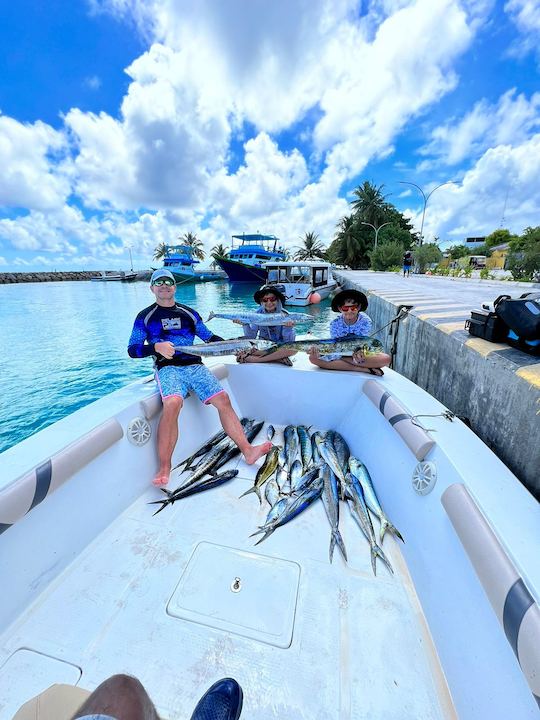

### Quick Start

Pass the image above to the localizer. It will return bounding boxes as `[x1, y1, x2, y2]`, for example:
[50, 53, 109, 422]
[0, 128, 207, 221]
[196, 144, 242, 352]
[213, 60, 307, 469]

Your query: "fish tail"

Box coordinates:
[380, 519, 404, 544]
[254, 527, 275, 545]
[238, 485, 257, 500]
[151, 500, 170, 516]
[329, 533, 336, 563]
[206, 311, 215, 322]
[334, 529, 348, 562]
[372, 543, 394, 575]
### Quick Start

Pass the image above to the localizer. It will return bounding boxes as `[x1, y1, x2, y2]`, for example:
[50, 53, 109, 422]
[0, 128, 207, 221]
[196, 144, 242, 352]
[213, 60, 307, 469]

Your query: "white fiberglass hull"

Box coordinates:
[1, 356, 539, 719]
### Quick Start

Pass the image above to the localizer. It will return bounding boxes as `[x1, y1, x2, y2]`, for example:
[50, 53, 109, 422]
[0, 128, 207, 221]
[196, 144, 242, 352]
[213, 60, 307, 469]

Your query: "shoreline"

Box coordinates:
[0, 271, 151, 284]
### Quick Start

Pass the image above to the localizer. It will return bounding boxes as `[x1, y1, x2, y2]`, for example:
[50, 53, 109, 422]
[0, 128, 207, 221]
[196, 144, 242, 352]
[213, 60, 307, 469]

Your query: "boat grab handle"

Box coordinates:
[0, 418, 123, 535]
[442, 483, 540, 708]
[362, 380, 435, 461]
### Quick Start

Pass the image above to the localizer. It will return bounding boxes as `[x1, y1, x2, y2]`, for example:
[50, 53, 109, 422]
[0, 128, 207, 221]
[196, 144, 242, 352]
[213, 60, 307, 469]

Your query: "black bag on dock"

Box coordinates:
[466, 309, 508, 342]
[494, 293, 540, 340]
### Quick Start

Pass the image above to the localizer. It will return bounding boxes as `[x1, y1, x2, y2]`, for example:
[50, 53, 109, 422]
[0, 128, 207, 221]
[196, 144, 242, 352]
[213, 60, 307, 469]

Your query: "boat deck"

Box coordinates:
[1, 424, 455, 720]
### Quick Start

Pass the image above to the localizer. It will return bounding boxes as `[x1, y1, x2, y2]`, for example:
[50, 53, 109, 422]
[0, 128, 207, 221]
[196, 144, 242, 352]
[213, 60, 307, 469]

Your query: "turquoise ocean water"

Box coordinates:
[0, 280, 335, 454]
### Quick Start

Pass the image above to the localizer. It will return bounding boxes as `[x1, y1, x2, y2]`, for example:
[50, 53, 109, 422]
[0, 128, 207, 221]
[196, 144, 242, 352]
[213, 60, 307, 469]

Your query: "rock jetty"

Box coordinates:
[0, 271, 151, 284]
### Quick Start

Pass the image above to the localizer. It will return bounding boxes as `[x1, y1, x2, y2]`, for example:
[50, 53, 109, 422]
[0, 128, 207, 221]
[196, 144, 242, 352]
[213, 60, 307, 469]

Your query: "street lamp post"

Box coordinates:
[361, 221, 391, 251]
[399, 180, 455, 245]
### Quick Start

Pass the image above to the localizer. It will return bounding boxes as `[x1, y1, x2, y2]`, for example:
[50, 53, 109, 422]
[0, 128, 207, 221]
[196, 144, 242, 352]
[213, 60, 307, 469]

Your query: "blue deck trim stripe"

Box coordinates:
[379, 391, 390, 414]
[0, 523, 13, 535]
[503, 578, 534, 659]
[29, 459, 53, 512]
[389, 413, 410, 426]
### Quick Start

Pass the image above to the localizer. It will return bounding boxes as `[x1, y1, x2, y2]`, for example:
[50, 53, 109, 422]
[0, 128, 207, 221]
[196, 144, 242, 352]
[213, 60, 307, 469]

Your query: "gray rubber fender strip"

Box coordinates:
[363, 379, 435, 461]
[0, 418, 123, 532]
[442, 483, 540, 705]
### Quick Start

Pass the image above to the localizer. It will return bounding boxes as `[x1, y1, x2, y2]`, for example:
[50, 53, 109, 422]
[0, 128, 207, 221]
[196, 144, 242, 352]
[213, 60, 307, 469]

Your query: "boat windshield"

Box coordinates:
[267, 265, 312, 283]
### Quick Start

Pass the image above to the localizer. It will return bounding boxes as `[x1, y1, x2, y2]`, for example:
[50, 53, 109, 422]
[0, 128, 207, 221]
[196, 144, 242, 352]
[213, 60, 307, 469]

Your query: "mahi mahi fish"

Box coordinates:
[261, 334, 384, 357]
[174, 338, 273, 357]
[348, 457, 403, 544]
[207, 310, 314, 326]
[239, 446, 280, 503]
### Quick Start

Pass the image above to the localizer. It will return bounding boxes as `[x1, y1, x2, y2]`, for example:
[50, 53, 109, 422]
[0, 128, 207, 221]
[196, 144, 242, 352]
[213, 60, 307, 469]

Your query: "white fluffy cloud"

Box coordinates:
[505, 0, 540, 60]
[420, 89, 540, 166]
[0, 116, 70, 210]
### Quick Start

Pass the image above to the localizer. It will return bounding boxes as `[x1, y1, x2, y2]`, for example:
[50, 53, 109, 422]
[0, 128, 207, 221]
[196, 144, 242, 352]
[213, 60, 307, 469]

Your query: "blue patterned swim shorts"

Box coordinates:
[155, 364, 225, 404]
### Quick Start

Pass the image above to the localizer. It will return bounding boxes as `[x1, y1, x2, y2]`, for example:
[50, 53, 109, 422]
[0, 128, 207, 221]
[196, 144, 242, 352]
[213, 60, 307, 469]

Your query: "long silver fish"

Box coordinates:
[261, 334, 384, 357]
[253, 482, 323, 544]
[349, 458, 403, 544]
[150, 470, 239, 514]
[207, 310, 314, 326]
[315, 435, 347, 486]
[173, 418, 252, 472]
[174, 338, 273, 357]
[321, 464, 347, 563]
[290, 465, 321, 494]
[344, 472, 393, 576]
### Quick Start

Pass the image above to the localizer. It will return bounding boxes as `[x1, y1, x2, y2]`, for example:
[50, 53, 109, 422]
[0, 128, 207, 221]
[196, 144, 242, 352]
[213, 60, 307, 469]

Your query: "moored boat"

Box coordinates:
[1, 355, 539, 719]
[214, 234, 286, 282]
[264, 260, 340, 305]
[91, 270, 138, 282]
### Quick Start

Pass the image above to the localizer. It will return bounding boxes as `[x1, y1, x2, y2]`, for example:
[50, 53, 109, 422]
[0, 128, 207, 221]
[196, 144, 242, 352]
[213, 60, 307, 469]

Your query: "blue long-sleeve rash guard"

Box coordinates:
[128, 302, 223, 369]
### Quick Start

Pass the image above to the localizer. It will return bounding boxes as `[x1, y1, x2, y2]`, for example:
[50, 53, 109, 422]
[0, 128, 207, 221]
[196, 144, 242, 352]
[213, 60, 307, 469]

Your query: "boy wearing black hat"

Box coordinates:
[308, 289, 390, 375]
[235, 285, 297, 366]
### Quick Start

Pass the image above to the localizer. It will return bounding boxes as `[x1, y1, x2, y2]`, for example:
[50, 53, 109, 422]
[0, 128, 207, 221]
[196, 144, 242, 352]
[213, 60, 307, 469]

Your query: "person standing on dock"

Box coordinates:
[403, 251, 413, 277]
[128, 269, 272, 487]
[235, 285, 298, 366]
[308, 289, 390, 375]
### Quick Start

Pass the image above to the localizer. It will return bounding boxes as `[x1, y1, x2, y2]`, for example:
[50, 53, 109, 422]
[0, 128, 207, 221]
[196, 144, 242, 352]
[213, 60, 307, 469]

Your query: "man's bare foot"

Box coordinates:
[152, 471, 170, 487]
[243, 441, 273, 465]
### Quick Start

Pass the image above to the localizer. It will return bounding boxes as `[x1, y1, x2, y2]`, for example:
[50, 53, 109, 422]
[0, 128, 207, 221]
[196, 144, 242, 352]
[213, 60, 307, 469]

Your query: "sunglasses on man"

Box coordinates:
[152, 278, 176, 287]
[340, 304, 358, 311]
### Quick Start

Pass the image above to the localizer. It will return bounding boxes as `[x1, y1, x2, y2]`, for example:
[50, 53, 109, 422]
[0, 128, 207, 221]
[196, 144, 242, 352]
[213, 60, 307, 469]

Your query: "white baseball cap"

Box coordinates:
[150, 268, 176, 284]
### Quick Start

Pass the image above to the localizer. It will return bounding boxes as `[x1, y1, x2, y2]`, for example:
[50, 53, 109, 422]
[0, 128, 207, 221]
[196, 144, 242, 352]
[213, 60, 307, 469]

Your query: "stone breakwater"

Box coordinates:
[0, 271, 151, 284]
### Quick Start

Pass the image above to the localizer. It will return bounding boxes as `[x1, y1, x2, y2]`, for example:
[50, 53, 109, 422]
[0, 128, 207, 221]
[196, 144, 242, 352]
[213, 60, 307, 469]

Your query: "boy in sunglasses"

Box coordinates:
[308, 289, 390, 376]
[235, 285, 297, 366]
[128, 269, 272, 486]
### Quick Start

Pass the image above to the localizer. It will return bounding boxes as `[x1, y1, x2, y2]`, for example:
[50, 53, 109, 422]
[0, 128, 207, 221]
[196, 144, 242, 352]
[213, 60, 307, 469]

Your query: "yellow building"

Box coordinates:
[486, 242, 510, 270]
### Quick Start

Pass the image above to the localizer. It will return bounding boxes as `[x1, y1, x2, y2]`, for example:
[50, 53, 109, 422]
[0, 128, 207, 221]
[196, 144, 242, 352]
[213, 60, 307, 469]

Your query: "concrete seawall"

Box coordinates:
[0, 271, 151, 284]
[334, 272, 540, 500]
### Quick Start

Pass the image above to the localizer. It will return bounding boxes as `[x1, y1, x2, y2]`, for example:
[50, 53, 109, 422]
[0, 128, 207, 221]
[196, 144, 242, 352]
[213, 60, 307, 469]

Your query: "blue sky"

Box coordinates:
[1, 0, 539, 270]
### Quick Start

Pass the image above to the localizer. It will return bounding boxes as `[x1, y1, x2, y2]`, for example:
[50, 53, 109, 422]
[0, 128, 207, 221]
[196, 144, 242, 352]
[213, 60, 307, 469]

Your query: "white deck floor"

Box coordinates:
[1, 427, 456, 720]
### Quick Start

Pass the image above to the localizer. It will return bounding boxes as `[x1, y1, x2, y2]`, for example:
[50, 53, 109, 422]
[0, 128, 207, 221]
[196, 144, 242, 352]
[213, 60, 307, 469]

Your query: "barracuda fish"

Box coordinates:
[239, 446, 280, 503]
[261, 334, 384, 357]
[297, 425, 312, 470]
[349, 458, 403, 544]
[174, 338, 273, 357]
[344, 472, 393, 576]
[150, 470, 239, 515]
[321, 464, 347, 563]
[253, 482, 323, 545]
[207, 310, 314, 326]
[173, 418, 252, 472]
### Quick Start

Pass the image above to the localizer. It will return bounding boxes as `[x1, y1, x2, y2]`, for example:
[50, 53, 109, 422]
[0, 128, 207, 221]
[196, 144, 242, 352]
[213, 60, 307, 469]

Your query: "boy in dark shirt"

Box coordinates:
[128, 269, 271, 486]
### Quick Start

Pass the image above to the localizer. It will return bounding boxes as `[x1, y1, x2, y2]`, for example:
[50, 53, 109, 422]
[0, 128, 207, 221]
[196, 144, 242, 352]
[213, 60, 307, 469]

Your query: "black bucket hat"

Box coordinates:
[331, 289, 368, 312]
[254, 284, 286, 305]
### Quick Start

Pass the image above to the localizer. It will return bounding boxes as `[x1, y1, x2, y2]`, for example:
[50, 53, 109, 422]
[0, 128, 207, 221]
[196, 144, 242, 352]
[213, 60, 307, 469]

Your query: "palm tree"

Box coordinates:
[334, 215, 361, 267]
[351, 181, 389, 226]
[180, 232, 205, 260]
[210, 242, 228, 269]
[294, 232, 326, 260]
[153, 242, 167, 261]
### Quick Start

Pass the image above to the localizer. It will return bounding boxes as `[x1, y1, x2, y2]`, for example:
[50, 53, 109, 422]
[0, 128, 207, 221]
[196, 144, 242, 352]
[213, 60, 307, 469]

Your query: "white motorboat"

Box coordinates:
[1, 355, 539, 719]
[264, 261, 340, 305]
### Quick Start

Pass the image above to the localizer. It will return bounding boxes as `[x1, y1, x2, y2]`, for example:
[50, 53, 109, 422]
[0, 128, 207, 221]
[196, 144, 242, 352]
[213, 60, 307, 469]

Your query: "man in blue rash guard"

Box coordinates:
[128, 269, 272, 487]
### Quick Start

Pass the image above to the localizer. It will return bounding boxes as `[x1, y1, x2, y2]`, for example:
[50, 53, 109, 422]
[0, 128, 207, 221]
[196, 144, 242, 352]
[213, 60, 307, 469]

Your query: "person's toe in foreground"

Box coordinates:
[152, 471, 170, 487]
[243, 441, 273, 465]
[190, 677, 243, 720]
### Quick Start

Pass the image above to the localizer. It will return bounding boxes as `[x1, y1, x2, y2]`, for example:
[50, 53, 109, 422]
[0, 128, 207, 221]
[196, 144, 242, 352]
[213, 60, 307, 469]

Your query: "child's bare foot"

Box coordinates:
[243, 441, 273, 465]
[152, 471, 170, 487]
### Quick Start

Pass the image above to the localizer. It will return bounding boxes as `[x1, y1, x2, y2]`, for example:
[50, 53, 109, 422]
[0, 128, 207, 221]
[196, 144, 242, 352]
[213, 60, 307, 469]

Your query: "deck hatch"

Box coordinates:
[167, 542, 300, 648]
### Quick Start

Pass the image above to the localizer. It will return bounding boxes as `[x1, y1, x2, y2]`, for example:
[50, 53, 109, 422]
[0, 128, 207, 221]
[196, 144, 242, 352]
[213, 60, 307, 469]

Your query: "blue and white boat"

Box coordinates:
[158, 244, 200, 283]
[214, 234, 286, 282]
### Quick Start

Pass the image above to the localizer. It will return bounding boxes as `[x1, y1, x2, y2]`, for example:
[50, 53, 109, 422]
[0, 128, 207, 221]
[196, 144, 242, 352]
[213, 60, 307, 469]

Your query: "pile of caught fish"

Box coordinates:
[150, 421, 403, 575]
